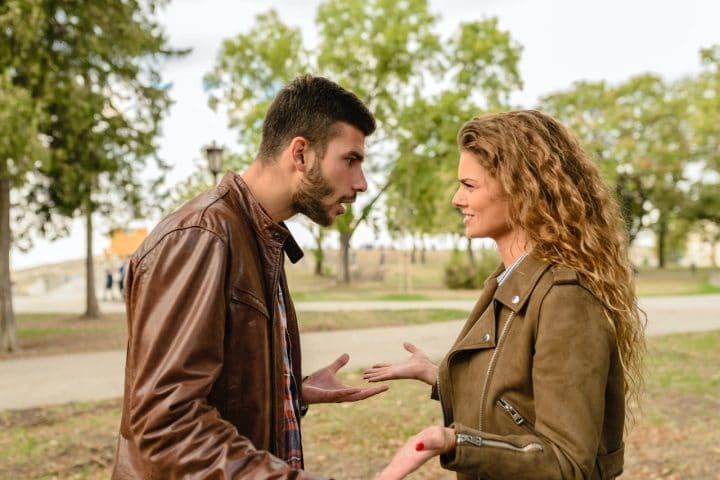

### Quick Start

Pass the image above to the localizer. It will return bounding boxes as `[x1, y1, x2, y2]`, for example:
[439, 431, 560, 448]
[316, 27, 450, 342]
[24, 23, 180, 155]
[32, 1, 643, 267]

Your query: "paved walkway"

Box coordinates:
[1, 295, 719, 411]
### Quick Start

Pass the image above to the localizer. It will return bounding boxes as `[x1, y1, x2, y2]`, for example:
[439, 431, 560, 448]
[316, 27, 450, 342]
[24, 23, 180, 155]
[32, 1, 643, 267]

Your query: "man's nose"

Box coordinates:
[353, 168, 368, 192]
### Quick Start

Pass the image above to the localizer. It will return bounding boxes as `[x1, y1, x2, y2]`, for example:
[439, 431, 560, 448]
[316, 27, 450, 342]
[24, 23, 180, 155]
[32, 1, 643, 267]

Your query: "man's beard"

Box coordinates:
[291, 160, 337, 226]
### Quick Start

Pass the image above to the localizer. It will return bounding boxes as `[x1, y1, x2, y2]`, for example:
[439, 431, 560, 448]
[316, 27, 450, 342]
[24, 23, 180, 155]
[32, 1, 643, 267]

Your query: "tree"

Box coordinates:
[690, 45, 720, 172]
[385, 18, 523, 272]
[541, 74, 694, 267]
[1, 0, 180, 348]
[1, 0, 53, 351]
[0, 70, 46, 352]
[685, 181, 720, 267]
[206, 1, 522, 282]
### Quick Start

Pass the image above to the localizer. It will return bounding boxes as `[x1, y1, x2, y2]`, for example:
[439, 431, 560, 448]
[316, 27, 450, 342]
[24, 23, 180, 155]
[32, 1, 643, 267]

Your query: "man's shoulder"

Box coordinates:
[134, 187, 250, 262]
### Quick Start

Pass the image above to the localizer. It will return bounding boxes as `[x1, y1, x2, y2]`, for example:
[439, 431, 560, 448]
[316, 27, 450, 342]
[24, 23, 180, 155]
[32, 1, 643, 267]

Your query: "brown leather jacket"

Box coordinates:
[436, 255, 625, 480]
[112, 172, 325, 479]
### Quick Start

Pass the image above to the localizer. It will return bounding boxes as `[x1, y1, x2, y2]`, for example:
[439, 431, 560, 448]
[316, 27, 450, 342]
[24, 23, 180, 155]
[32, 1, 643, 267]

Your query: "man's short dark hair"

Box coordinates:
[257, 75, 376, 162]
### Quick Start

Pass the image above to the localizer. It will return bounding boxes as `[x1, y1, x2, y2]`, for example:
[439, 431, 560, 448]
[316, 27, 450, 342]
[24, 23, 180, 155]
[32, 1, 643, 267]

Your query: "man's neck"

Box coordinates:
[241, 160, 295, 223]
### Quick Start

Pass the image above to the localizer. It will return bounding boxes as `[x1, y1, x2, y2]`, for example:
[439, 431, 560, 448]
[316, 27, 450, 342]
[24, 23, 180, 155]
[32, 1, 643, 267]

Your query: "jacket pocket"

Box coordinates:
[230, 287, 270, 318]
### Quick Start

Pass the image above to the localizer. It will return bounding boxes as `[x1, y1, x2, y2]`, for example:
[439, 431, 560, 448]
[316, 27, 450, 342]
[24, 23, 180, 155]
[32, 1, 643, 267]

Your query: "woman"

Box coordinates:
[366, 110, 645, 480]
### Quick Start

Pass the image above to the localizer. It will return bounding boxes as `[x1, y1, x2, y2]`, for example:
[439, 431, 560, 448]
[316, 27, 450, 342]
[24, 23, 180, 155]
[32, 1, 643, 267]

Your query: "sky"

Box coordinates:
[11, 0, 720, 270]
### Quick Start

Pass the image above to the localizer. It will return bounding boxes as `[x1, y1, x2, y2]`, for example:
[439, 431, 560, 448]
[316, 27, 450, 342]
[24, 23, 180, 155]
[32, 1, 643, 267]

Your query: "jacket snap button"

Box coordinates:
[272, 232, 281, 240]
[511, 295, 520, 304]
[481, 333, 490, 342]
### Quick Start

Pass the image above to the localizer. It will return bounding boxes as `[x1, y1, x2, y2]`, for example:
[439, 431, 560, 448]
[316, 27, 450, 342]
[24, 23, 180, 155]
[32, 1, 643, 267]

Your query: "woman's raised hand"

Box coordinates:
[363, 342, 438, 386]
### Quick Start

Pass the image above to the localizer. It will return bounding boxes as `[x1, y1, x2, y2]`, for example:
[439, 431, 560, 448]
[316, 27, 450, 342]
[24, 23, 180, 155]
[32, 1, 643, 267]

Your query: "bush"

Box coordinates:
[443, 248, 500, 289]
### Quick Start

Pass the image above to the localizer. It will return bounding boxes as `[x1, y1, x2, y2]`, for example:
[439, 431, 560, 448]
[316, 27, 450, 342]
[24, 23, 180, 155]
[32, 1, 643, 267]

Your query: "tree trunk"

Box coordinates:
[0, 159, 18, 352]
[410, 236, 417, 264]
[312, 226, 325, 276]
[656, 218, 667, 269]
[339, 231, 351, 284]
[420, 235, 427, 264]
[466, 237, 476, 267]
[84, 202, 100, 318]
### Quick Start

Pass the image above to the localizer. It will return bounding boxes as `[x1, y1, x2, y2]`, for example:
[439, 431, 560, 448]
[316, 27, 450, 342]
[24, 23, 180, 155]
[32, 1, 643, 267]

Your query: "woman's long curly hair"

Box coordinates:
[458, 110, 646, 416]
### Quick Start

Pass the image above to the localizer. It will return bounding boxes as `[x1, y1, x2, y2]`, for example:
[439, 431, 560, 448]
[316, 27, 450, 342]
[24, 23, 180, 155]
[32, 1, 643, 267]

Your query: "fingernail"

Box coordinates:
[415, 442, 425, 451]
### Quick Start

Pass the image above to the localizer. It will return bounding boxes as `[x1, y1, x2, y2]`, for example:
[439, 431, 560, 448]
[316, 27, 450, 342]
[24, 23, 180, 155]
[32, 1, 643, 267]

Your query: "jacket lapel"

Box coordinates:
[450, 264, 503, 352]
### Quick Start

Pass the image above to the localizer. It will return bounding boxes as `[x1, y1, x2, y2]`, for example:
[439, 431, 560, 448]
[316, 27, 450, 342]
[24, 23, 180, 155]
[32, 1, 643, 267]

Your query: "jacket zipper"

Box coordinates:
[479, 311, 515, 431]
[498, 397, 532, 429]
[457, 433, 542, 452]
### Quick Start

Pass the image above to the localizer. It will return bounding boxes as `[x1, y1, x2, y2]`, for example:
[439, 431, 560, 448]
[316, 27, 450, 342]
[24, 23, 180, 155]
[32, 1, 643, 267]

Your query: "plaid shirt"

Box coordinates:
[277, 288, 303, 469]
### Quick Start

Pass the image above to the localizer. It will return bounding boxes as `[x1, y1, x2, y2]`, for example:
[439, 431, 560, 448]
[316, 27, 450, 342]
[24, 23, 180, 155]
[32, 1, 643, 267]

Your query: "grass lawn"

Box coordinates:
[2, 309, 468, 360]
[634, 267, 720, 296]
[1, 330, 718, 479]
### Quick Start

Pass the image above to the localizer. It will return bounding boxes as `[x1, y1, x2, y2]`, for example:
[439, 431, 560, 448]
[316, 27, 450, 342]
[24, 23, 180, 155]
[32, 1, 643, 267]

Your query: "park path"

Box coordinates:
[1, 295, 719, 411]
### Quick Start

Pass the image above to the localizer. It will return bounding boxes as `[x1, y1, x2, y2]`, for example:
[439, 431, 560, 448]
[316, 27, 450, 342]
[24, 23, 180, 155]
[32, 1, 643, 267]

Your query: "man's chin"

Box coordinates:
[306, 210, 334, 227]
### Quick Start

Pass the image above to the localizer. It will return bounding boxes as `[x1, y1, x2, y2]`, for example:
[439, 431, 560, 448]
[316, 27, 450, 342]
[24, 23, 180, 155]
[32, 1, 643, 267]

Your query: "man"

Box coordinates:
[112, 75, 387, 479]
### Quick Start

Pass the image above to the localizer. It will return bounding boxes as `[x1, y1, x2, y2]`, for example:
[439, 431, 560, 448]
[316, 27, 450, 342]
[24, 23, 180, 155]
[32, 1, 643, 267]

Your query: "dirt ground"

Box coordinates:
[2, 321, 718, 479]
[1, 384, 718, 479]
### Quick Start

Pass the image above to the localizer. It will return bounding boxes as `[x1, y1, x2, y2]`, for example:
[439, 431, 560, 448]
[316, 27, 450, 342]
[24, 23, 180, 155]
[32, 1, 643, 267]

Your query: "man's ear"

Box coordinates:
[289, 136, 309, 172]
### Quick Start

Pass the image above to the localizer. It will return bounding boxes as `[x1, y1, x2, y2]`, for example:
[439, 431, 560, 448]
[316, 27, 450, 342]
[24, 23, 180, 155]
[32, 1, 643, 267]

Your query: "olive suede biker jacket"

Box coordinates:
[436, 254, 625, 480]
[112, 172, 324, 479]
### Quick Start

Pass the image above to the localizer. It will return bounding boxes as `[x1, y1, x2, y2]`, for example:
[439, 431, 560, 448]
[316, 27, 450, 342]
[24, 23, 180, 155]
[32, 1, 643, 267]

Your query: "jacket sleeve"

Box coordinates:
[442, 284, 614, 479]
[124, 227, 324, 479]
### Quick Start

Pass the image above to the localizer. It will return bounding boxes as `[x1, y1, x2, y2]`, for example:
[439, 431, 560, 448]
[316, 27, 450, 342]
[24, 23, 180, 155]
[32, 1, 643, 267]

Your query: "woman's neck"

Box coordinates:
[495, 230, 533, 267]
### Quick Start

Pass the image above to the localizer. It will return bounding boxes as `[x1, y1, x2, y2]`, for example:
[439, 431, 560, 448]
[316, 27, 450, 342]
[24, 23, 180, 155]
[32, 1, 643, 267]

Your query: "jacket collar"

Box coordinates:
[219, 171, 304, 264]
[494, 253, 552, 313]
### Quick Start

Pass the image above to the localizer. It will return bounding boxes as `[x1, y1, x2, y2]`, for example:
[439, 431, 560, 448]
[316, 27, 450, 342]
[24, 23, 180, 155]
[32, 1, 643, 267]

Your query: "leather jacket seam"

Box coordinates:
[136, 226, 227, 270]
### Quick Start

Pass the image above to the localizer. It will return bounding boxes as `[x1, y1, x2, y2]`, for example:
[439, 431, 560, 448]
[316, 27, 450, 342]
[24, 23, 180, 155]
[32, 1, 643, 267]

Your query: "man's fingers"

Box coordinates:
[306, 385, 362, 402]
[329, 353, 350, 373]
[342, 384, 389, 402]
[403, 342, 418, 353]
[332, 387, 363, 397]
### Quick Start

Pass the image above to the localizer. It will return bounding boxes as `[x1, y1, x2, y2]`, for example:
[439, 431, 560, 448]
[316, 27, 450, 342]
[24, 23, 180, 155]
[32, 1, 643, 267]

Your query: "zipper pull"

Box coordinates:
[498, 398, 526, 425]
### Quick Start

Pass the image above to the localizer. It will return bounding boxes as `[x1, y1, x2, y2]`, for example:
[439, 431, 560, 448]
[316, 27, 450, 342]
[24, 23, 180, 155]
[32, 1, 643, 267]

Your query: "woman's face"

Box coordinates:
[452, 151, 513, 242]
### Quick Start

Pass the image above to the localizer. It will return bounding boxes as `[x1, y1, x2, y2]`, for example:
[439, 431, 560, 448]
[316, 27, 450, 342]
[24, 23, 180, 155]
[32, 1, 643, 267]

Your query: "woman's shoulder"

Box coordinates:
[530, 264, 607, 318]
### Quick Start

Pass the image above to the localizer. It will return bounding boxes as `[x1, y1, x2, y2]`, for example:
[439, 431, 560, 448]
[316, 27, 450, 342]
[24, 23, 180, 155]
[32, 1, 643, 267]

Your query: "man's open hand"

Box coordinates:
[303, 353, 389, 404]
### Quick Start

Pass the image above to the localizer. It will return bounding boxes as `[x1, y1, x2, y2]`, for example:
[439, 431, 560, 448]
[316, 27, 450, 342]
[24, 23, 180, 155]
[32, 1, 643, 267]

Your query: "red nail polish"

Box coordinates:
[415, 442, 425, 451]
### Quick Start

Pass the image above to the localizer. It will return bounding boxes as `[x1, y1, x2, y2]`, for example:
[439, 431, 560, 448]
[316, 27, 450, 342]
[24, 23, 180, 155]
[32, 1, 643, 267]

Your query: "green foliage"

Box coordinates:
[0, 71, 45, 183]
[540, 72, 698, 267]
[2, 0, 182, 240]
[386, 18, 522, 241]
[204, 9, 308, 166]
[204, 0, 520, 282]
[691, 44, 720, 171]
[443, 248, 499, 289]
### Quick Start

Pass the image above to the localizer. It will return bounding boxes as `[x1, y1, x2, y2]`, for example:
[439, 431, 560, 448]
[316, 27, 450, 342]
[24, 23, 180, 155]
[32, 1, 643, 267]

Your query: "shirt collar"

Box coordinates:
[494, 253, 552, 313]
[220, 172, 304, 264]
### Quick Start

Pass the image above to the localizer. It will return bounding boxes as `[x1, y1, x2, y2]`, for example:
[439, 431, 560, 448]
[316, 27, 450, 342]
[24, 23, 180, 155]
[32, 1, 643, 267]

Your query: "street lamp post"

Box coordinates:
[205, 141, 224, 184]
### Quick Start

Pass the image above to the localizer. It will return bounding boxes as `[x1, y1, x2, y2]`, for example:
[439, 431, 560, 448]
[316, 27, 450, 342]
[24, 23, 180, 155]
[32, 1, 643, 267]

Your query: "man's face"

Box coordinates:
[291, 122, 368, 226]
